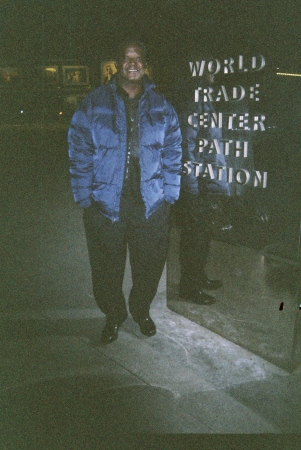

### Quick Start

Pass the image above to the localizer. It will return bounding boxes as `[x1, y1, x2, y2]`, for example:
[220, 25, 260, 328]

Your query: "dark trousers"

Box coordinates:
[179, 196, 213, 290]
[83, 197, 170, 321]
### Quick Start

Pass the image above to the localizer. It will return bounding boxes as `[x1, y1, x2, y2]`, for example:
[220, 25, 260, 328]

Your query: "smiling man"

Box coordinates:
[68, 40, 182, 344]
[117, 43, 146, 88]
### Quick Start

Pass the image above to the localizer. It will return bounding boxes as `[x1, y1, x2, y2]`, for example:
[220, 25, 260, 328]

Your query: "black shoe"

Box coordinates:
[180, 289, 216, 305]
[135, 316, 156, 337]
[101, 316, 126, 344]
[200, 275, 222, 290]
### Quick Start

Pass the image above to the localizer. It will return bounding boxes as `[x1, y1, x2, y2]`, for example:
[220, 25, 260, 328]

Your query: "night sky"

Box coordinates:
[1, 0, 300, 81]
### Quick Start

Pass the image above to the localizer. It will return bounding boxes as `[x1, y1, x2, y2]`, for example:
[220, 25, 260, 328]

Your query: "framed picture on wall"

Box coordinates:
[63, 66, 90, 85]
[100, 61, 117, 84]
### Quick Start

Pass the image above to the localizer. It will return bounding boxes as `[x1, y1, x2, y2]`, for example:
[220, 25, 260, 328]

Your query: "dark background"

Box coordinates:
[1, 0, 300, 86]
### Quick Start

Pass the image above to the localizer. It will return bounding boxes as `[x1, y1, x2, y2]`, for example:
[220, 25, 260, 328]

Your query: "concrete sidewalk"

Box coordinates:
[1, 272, 301, 448]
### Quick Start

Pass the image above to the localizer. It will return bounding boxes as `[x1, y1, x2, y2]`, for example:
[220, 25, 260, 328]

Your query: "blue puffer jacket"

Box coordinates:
[68, 76, 182, 221]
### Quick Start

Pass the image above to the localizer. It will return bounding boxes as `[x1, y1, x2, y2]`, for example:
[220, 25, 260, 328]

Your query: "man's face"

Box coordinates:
[117, 46, 146, 84]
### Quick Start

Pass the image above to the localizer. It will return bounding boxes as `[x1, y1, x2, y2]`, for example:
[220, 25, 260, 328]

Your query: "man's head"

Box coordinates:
[115, 40, 148, 85]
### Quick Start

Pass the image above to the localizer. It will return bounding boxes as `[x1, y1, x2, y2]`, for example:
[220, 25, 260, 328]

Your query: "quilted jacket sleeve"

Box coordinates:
[68, 99, 94, 208]
[161, 104, 182, 203]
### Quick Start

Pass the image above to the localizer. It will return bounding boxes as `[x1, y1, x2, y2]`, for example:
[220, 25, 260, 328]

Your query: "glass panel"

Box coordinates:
[167, 54, 301, 372]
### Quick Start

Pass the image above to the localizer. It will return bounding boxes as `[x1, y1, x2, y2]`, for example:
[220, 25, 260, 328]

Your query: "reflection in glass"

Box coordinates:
[167, 57, 301, 372]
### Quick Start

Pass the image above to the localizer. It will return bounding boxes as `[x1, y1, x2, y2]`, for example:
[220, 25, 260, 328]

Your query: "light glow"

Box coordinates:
[276, 72, 301, 77]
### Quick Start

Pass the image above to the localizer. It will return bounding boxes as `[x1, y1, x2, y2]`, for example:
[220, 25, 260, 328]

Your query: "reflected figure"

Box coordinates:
[177, 73, 230, 305]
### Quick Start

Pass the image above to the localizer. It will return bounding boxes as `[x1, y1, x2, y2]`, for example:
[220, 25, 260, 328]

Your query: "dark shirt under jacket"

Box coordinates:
[117, 86, 146, 221]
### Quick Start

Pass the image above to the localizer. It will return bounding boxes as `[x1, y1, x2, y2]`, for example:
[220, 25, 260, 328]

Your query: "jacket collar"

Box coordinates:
[109, 73, 155, 95]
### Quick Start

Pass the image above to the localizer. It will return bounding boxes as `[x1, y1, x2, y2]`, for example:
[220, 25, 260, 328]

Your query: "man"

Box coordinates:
[177, 72, 230, 305]
[68, 40, 182, 344]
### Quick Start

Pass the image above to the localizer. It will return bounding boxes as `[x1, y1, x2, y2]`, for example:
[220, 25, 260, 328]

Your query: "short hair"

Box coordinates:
[115, 39, 148, 64]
